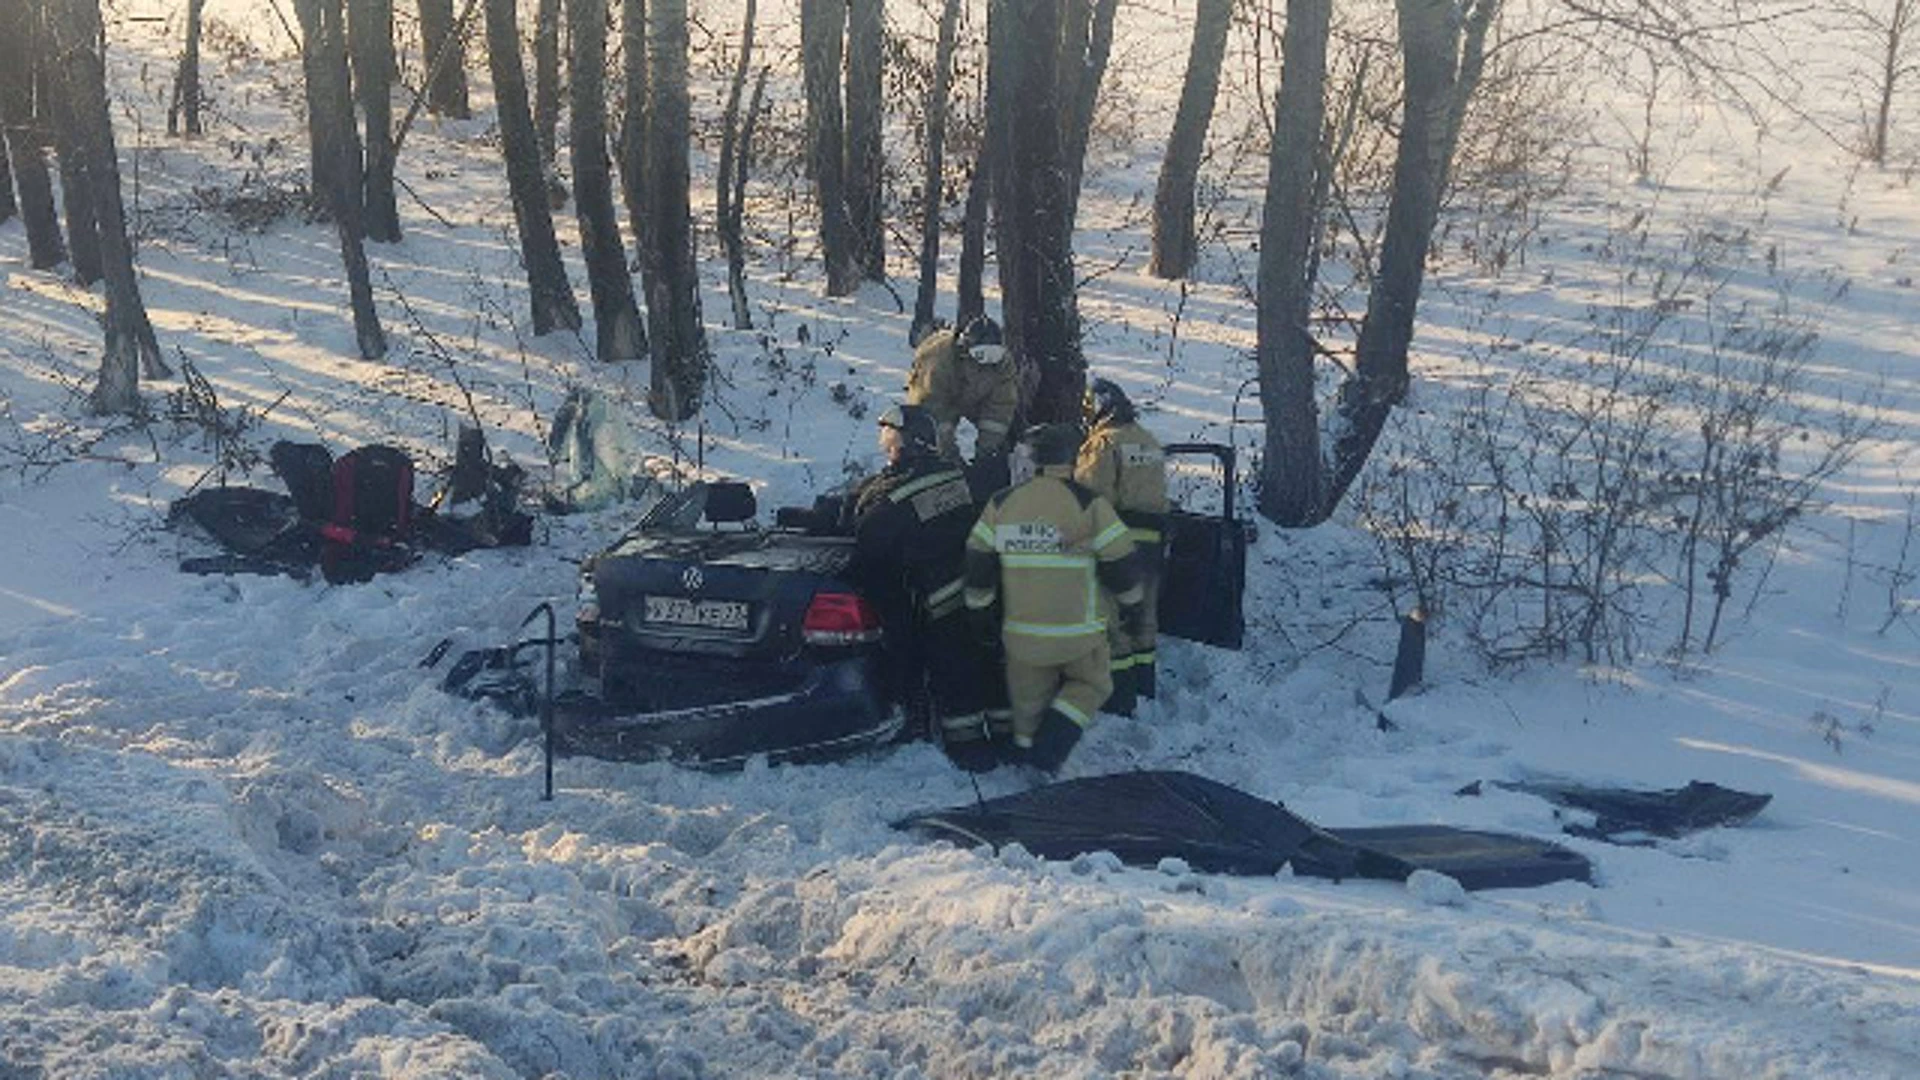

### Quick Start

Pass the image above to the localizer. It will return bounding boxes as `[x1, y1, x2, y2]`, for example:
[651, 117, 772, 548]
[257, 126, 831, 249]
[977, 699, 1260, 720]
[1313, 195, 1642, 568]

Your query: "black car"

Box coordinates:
[560, 444, 1249, 767]
[561, 480, 901, 767]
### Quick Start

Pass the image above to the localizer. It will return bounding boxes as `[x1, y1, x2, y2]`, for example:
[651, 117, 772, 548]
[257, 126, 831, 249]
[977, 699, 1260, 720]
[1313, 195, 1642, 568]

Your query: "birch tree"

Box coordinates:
[1256, 0, 1500, 526]
[295, 0, 388, 359]
[46, 0, 172, 413]
[800, 0, 858, 295]
[644, 0, 709, 418]
[1149, 0, 1231, 279]
[569, 0, 647, 362]
[484, 0, 581, 334]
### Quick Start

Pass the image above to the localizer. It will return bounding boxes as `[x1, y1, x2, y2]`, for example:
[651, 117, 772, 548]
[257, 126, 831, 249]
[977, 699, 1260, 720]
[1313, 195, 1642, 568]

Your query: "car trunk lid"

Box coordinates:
[592, 529, 856, 659]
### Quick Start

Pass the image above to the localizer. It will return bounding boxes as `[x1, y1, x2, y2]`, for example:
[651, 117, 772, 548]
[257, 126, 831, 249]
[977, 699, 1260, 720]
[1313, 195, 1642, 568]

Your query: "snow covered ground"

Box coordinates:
[2, 1, 1918, 1076]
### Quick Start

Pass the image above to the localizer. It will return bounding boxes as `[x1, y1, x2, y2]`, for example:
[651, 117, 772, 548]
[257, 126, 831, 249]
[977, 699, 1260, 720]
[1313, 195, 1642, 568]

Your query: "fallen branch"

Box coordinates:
[395, 173, 456, 227]
[1076, 245, 1137, 289]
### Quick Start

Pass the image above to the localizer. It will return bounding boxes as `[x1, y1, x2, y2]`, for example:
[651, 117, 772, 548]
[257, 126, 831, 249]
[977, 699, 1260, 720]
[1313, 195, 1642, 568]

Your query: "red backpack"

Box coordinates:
[320, 445, 417, 583]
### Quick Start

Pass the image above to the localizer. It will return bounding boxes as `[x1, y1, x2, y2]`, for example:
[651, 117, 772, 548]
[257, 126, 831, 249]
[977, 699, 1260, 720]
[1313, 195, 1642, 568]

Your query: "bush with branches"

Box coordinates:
[1358, 220, 1875, 666]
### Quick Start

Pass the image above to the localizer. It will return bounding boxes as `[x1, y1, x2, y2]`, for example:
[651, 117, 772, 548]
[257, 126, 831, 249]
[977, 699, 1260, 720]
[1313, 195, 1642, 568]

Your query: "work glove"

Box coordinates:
[1118, 602, 1146, 638]
[1027, 707, 1085, 776]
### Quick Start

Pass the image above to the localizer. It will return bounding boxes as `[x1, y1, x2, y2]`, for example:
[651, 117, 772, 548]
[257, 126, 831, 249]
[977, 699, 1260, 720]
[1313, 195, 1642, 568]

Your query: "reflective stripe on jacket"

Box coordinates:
[850, 459, 978, 623]
[963, 467, 1143, 643]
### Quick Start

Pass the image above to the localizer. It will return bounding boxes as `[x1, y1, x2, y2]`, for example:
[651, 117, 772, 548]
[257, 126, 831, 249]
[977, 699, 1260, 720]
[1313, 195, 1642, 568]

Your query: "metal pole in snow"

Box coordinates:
[522, 602, 557, 800]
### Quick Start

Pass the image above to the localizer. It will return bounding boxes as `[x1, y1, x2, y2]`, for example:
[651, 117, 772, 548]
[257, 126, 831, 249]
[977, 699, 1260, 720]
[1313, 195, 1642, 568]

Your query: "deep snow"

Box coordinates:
[2, 1, 1919, 1077]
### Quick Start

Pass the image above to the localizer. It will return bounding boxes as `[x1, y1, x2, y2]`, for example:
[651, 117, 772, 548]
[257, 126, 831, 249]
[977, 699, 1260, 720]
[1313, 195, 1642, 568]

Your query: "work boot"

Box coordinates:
[1104, 670, 1137, 717]
[993, 737, 1027, 769]
[1026, 706, 1085, 776]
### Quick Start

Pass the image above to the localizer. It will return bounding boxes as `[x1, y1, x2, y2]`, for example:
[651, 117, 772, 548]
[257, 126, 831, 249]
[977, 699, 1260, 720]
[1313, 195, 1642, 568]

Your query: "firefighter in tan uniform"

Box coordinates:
[1075, 378, 1168, 716]
[964, 423, 1145, 775]
[905, 316, 1018, 466]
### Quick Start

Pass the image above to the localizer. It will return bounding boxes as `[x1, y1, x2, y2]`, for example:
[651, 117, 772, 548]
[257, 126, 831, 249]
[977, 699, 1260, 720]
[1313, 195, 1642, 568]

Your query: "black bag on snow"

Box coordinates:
[321, 445, 418, 583]
[270, 440, 337, 523]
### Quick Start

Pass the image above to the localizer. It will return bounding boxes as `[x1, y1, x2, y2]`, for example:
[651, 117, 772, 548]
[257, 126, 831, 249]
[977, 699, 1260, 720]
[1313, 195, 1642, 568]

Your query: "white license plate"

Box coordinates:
[643, 595, 751, 630]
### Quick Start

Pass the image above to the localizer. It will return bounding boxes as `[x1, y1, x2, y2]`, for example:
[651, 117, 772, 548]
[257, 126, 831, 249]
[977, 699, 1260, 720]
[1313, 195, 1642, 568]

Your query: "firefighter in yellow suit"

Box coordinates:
[905, 316, 1018, 464]
[964, 423, 1146, 775]
[1075, 378, 1168, 716]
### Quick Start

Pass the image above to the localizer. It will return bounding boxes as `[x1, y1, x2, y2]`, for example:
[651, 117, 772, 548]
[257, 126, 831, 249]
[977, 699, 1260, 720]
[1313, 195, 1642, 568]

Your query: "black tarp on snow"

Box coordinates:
[896, 770, 1591, 891]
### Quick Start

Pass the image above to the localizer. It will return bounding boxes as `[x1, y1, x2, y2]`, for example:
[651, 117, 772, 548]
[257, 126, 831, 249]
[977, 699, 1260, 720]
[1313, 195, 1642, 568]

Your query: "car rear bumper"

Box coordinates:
[554, 653, 902, 768]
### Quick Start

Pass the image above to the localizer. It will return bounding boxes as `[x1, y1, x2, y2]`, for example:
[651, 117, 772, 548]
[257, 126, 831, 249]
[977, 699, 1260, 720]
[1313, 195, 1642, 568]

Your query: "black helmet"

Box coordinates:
[1083, 377, 1134, 427]
[878, 402, 938, 455]
[1022, 422, 1082, 468]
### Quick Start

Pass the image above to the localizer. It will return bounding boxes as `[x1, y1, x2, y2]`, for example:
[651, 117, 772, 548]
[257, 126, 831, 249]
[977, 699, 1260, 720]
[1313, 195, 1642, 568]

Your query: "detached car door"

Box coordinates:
[1157, 442, 1248, 650]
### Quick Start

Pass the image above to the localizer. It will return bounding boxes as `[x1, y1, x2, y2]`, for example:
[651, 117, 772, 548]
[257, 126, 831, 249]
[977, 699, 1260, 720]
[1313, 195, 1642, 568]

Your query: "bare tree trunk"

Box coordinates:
[957, 1, 1003, 331]
[956, 150, 991, 330]
[801, 0, 858, 296]
[716, 0, 756, 254]
[0, 1, 64, 269]
[42, 0, 99, 284]
[418, 0, 471, 118]
[1059, 0, 1116, 230]
[618, 0, 647, 245]
[1870, 0, 1914, 165]
[1149, 0, 1230, 279]
[49, 74, 103, 287]
[534, 0, 563, 168]
[0, 134, 14, 223]
[1056, 0, 1089, 109]
[1254, 0, 1491, 526]
[485, 0, 581, 334]
[716, 0, 760, 328]
[1321, 0, 1466, 509]
[724, 69, 767, 329]
[351, 0, 402, 242]
[169, 0, 206, 136]
[1, 137, 64, 269]
[845, 0, 885, 281]
[645, 0, 709, 419]
[296, 0, 388, 360]
[570, 0, 647, 362]
[1254, 0, 1331, 526]
[992, 0, 1081, 423]
[911, 0, 961, 341]
[47, 0, 171, 414]
[1435, 0, 1496, 198]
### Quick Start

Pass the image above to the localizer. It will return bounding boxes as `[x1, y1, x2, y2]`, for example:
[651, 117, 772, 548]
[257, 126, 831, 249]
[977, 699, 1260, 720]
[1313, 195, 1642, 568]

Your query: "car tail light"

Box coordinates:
[802, 591, 883, 646]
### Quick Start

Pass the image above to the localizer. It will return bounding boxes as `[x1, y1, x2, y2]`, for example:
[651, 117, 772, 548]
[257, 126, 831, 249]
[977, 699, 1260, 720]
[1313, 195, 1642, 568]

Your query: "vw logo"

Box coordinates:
[681, 566, 705, 593]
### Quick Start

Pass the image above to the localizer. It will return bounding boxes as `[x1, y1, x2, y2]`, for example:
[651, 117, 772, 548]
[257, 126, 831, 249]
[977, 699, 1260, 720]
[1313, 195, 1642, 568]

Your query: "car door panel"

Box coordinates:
[1157, 443, 1248, 651]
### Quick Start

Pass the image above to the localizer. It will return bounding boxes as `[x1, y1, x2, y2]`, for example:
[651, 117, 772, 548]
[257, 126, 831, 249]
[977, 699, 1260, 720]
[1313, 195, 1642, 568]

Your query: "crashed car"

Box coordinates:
[553, 444, 1250, 768]
[556, 480, 896, 767]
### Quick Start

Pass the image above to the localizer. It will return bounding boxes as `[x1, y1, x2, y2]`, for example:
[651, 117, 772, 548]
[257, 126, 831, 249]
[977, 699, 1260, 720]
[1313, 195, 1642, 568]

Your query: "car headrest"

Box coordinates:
[704, 481, 757, 524]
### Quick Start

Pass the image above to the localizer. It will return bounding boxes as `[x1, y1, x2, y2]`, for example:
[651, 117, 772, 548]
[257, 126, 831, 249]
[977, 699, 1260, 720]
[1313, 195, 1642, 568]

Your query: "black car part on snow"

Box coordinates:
[1457, 777, 1772, 844]
[1157, 443, 1249, 651]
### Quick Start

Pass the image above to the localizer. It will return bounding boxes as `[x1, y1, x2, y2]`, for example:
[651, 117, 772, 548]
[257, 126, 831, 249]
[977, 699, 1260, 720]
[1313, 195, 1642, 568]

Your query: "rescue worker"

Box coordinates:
[964, 422, 1145, 775]
[1075, 378, 1168, 716]
[846, 404, 997, 772]
[905, 315, 1017, 472]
